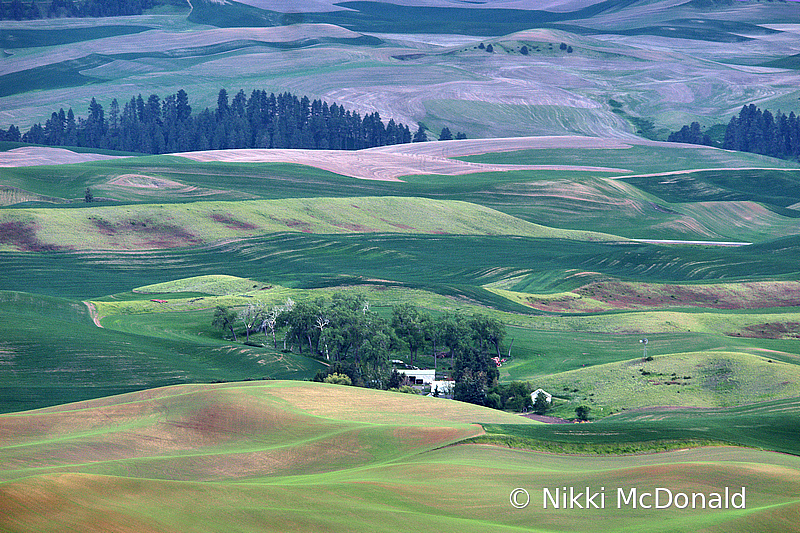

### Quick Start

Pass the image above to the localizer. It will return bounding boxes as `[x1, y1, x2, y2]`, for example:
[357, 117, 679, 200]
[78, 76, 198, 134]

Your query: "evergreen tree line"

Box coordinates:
[722, 104, 800, 160]
[212, 297, 504, 406]
[668, 104, 800, 161]
[0, 0, 164, 20]
[2, 88, 414, 153]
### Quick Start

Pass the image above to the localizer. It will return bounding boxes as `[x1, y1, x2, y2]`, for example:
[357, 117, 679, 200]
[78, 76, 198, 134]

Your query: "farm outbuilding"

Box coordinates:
[531, 388, 552, 403]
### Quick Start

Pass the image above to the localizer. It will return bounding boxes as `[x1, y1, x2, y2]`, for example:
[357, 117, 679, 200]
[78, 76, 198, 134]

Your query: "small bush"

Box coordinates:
[485, 392, 502, 409]
[323, 373, 352, 386]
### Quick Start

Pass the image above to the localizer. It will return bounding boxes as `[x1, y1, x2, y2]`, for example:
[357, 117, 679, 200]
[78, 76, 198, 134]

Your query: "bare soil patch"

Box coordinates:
[332, 222, 377, 232]
[729, 322, 800, 340]
[209, 213, 258, 230]
[83, 301, 103, 328]
[578, 281, 800, 310]
[269, 216, 313, 232]
[380, 218, 416, 230]
[0, 220, 66, 251]
[520, 413, 573, 424]
[88, 217, 202, 249]
[522, 281, 800, 313]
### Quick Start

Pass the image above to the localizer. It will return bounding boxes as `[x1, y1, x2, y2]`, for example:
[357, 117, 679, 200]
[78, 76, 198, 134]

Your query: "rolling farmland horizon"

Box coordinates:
[2, 0, 800, 532]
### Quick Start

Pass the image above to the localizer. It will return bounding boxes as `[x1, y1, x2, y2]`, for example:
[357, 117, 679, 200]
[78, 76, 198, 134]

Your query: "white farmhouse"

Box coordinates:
[401, 369, 436, 385]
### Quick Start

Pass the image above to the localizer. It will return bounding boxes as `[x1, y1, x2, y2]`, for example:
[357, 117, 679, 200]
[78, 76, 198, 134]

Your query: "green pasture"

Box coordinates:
[134, 274, 272, 295]
[0, 25, 153, 49]
[481, 396, 800, 456]
[7, 258, 800, 415]
[459, 145, 799, 174]
[1, 156, 623, 203]
[0, 291, 324, 414]
[622, 169, 800, 210]
[85, 274, 800, 417]
[3, 3, 800, 531]
[533, 350, 800, 415]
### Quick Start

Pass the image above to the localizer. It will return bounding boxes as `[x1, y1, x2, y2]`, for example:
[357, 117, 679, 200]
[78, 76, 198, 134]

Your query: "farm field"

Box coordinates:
[2, 1, 800, 532]
[2, 381, 800, 533]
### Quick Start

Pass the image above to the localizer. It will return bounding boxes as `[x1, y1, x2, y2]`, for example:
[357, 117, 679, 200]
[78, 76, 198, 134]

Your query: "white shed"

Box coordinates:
[531, 388, 552, 403]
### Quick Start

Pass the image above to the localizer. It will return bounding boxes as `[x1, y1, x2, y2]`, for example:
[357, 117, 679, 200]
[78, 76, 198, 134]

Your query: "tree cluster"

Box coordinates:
[485, 382, 534, 412]
[667, 121, 712, 146]
[212, 297, 505, 403]
[668, 104, 800, 161]
[722, 104, 800, 160]
[438, 127, 467, 141]
[0, 125, 22, 142]
[10, 88, 413, 154]
[0, 0, 169, 20]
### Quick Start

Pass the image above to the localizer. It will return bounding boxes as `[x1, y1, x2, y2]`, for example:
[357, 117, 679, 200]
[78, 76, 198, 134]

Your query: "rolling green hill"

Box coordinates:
[479, 396, 800, 455]
[0, 195, 624, 252]
[2, 381, 799, 533]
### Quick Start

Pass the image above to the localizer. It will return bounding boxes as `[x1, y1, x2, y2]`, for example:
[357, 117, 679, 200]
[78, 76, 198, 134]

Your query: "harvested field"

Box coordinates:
[537, 351, 800, 410]
[0, 24, 368, 76]
[0, 147, 125, 167]
[176, 143, 629, 181]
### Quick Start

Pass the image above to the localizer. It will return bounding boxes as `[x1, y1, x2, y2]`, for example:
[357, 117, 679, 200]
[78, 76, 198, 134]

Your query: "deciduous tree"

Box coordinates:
[212, 305, 238, 341]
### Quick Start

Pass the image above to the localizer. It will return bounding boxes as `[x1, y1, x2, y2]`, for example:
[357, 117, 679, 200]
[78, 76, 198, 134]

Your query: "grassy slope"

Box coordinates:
[480, 397, 800, 455]
[0, 290, 325, 413]
[4, 146, 798, 244]
[1, 381, 799, 533]
[533, 350, 800, 413]
[0, 196, 623, 251]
